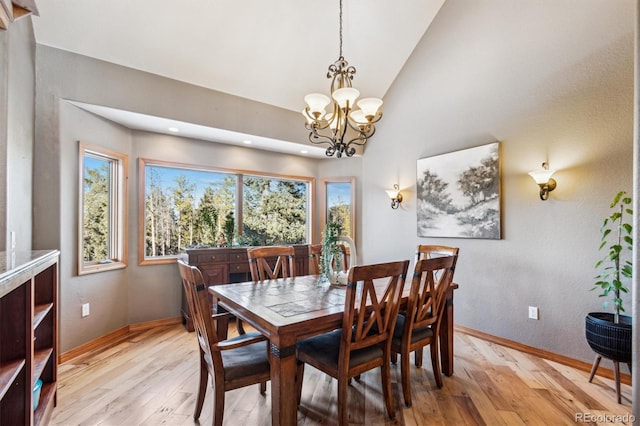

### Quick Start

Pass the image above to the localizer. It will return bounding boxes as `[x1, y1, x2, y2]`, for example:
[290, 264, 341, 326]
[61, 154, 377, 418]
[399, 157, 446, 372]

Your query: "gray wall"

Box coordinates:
[1, 17, 35, 253]
[57, 103, 131, 349]
[0, 20, 8, 253]
[360, 0, 635, 363]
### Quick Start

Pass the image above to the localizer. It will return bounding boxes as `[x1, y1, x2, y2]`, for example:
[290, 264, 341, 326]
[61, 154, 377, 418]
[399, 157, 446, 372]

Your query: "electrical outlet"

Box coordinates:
[528, 306, 539, 320]
[82, 303, 90, 318]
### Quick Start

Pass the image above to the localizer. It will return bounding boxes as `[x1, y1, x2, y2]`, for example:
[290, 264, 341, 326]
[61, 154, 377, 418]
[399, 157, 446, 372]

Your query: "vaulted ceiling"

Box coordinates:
[28, 1, 445, 156]
[32, 1, 444, 112]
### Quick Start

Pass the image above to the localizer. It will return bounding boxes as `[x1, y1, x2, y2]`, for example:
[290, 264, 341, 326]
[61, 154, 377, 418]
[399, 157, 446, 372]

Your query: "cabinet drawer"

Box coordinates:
[229, 262, 250, 273]
[230, 252, 248, 262]
[197, 253, 229, 264]
[200, 264, 228, 285]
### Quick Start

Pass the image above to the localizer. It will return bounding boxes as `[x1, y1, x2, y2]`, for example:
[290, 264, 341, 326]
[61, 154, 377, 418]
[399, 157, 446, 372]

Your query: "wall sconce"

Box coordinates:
[528, 162, 557, 201]
[385, 184, 403, 209]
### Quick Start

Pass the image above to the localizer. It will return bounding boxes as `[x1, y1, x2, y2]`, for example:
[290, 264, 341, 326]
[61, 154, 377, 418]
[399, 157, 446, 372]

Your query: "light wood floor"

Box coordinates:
[50, 324, 633, 425]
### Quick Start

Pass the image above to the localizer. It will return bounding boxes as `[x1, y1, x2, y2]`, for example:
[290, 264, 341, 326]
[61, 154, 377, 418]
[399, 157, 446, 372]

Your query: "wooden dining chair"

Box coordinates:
[336, 235, 357, 271]
[247, 245, 296, 281]
[390, 244, 459, 362]
[335, 243, 350, 271]
[391, 255, 458, 407]
[416, 244, 459, 261]
[308, 243, 323, 275]
[295, 260, 409, 425]
[241, 245, 296, 333]
[177, 259, 271, 426]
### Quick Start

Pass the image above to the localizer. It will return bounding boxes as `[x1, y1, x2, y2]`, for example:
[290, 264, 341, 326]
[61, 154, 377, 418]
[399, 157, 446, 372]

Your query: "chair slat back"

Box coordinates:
[335, 243, 350, 271]
[342, 260, 409, 353]
[406, 255, 457, 333]
[247, 246, 296, 281]
[308, 244, 322, 275]
[415, 244, 459, 261]
[178, 259, 222, 354]
[336, 236, 357, 270]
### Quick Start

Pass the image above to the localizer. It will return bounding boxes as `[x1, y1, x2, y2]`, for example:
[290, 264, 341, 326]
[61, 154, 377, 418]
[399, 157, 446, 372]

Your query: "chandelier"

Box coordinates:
[302, 0, 383, 158]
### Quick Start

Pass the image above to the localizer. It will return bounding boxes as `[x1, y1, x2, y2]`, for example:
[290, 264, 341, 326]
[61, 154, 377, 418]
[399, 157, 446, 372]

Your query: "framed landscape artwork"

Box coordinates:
[416, 142, 501, 239]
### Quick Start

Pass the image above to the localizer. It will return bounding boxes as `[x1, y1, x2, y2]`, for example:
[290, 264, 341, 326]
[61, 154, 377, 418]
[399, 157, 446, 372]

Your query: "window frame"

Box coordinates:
[138, 158, 315, 265]
[78, 142, 128, 275]
[319, 176, 356, 241]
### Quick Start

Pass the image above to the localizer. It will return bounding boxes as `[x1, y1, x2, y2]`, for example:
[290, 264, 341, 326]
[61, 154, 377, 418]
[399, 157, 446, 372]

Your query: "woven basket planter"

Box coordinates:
[585, 312, 632, 363]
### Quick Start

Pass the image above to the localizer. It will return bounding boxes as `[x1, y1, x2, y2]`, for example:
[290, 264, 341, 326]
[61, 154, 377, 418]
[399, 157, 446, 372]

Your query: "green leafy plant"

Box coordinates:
[320, 221, 343, 279]
[593, 191, 633, 322]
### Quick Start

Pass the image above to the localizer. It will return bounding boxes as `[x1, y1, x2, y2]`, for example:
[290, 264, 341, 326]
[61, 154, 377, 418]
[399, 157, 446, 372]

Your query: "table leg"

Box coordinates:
[440, 287, 454, 376]
[269, 342, 298, 426]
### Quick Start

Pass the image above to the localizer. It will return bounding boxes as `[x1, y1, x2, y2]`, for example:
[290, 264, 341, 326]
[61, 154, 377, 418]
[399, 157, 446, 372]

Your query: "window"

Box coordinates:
[242, 175, 309, 246]
[78, 142, 128, 275]
[139, 159, 313, 264]
[320, 177, 356, 240]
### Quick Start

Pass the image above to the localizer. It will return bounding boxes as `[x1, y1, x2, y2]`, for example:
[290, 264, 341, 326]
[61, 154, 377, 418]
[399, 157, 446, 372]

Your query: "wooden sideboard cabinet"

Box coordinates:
[181, 245, 310, 331]
[0, 250, 59, 426]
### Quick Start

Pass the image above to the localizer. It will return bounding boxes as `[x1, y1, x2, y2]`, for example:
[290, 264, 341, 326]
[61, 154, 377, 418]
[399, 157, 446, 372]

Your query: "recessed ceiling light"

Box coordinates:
[168, 127, 179, 132]
[243, 140, 253, 144]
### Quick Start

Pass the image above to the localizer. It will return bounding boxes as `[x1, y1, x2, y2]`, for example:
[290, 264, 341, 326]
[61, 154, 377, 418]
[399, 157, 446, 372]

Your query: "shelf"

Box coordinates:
[33, 348, 53, 381]
[0, 250, 58, 425]
[33, 381, 55, 426]
[0, 358, 25, 399]
[33, 302, 53, 329]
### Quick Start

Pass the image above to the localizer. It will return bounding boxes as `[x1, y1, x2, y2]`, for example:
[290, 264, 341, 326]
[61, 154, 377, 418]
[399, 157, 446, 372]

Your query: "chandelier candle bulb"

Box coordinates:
[304, 94, 331, 118]
[349, 110, 367, 124]
[332, 87, 360, 109]
[357, 98, 383, 120]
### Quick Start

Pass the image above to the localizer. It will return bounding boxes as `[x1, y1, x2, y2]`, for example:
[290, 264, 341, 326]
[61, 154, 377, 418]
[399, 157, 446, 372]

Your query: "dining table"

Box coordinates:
[209, 274, 458, 426]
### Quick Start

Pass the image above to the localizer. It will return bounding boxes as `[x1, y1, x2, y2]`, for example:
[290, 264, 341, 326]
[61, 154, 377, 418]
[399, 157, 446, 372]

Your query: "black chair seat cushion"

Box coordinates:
[391, 314, 434, 346]
[218, 332, 270, 381]
[296, 329, 383, 370]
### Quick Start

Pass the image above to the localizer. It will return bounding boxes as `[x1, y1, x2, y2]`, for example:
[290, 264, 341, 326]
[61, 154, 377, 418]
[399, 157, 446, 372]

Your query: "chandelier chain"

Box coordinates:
[339, 0, 343, 58]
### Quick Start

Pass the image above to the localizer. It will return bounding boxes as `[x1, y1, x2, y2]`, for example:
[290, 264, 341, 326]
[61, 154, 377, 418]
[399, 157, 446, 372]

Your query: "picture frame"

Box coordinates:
[416, 142, 501, 239]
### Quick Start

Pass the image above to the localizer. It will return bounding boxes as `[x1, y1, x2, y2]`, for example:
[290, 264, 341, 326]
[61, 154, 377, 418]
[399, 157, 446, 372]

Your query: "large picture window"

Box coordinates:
[139, 159, 313, 264]
[78, 142, 128, 275]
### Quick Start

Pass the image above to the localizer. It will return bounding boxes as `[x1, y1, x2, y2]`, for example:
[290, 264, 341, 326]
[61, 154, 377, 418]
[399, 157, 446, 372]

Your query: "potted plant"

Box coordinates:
[585, 191, 632, 401]
[319, 221, 343, 284]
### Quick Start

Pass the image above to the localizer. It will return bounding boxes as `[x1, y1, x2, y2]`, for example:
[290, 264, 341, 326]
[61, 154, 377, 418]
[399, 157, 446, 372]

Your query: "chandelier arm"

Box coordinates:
[336, 107, 350, 145]
[345, 124, 376, 147]
[306, 120, 331, 132]
[324, 102, 340, 124]
[308, 131, 339, 147]
[345, 118, 375, 138]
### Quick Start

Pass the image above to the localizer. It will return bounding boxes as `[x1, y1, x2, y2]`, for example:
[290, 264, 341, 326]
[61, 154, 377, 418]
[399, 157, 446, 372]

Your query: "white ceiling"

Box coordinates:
[31, 0, 445, 157]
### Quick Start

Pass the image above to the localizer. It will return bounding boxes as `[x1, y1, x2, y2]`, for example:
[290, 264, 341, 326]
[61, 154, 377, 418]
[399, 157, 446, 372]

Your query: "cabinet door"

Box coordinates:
[200, 264, 229, 285]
